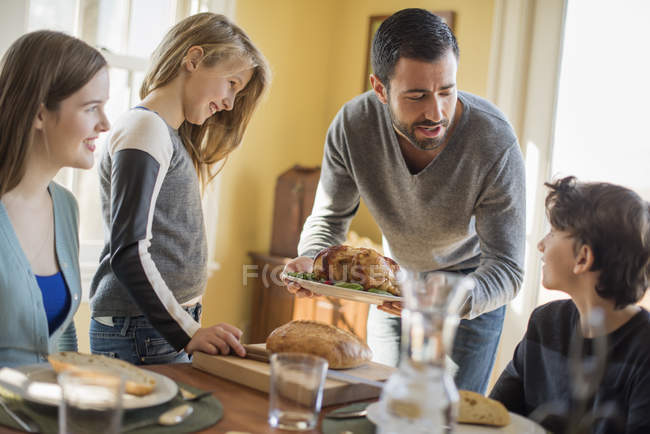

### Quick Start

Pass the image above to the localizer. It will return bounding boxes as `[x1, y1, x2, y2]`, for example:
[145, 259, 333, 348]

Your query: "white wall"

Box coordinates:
[487, 0, 567, 389]
[0, 1, 28, 57]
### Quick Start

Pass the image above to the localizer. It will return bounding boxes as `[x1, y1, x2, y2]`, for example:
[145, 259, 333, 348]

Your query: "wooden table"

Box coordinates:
[0, 363, 548, 433]
[0, 363, 365, 434]
[149, 363, 337, 433]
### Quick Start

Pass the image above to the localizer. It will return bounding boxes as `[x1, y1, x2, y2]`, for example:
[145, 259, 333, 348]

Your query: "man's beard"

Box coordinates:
[387, 104, 450, 151]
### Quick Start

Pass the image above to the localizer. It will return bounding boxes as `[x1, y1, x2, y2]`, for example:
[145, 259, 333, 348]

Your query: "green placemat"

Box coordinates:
[0, 382, 222, 433]
[322, 402, 376, 434]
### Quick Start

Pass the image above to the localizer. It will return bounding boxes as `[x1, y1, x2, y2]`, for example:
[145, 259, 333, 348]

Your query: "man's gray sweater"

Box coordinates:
[298, 91, 525, 318]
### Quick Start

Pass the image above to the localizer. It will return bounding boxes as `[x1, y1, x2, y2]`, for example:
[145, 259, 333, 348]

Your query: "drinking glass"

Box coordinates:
[268, 352, 328, 431]
[58, 369, 124, 434]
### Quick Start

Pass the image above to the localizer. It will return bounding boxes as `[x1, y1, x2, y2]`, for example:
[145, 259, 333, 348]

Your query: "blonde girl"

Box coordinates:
[0, 31, 109, 367]
[90, 13, 270, 364]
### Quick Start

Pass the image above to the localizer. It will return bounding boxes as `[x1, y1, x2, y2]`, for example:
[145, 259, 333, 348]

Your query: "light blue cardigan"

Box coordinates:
[0, 182, 81, 367]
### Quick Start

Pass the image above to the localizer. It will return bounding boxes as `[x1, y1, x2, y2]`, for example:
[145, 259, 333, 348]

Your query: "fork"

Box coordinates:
[179, 388, 214, 402]
[0, 395, 39, 433]
[324, 408, 368, 419]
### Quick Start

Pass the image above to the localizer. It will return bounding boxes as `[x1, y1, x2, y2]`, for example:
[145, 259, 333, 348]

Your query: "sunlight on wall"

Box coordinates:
[534, 0, 650, 307]
[551, 0, 650, 198]
[524, 141, 539, 237]
[511, 139, 541, 316]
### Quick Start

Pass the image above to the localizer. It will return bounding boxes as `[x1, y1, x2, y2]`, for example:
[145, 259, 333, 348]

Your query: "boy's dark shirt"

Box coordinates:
[490, 300, 650, 434]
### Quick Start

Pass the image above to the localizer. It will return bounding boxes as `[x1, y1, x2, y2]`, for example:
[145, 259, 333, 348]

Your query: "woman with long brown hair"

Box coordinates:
[0, 31, 110, 367]
[89, 12, 270, 364]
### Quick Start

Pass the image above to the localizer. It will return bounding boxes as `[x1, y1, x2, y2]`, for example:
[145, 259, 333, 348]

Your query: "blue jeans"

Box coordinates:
[90, 304, 201, 365]
[367, 297, 505, 394]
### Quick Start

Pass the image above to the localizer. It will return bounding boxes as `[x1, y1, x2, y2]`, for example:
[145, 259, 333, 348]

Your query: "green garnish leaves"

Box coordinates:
[367, 288, 393, 296]
[333, 282, 364, 291]
[288, 273, 396, 296]
[287, 271, 317, 280]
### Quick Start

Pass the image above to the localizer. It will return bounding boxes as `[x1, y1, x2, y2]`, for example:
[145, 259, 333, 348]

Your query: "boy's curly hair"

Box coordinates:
[545, 176, 650, 308]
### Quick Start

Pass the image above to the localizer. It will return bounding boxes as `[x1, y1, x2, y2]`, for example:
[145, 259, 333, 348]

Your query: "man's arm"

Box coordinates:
[298, 109, 361, 258]
[467, 141, 526, 318]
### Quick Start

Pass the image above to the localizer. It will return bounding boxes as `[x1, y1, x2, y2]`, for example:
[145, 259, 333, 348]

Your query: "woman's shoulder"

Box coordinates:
[48, 182, 77, 208]
[48, 182, 79, 222]
[112, 107, 169, 132]
[107, 108, 174, 159]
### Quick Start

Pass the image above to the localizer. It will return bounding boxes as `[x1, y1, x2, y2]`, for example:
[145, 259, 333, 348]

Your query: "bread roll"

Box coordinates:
[48, 352, 156, 396]
[458, 389, 510, 426]
[266, 320, 372, 369]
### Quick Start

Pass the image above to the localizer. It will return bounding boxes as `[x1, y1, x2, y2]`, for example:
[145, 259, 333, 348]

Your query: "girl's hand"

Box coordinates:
[282, 256, 315, 298]
[377, 301, 403, 316]
[185, 323, 246, 357]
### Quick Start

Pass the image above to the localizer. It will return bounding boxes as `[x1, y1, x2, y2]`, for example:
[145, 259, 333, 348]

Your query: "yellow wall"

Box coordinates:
[202, 0, 496, 340]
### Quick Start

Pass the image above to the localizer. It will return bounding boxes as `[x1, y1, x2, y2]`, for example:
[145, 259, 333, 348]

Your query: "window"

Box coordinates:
[538, 0, 650, 306]
[27, 0, 234, 295]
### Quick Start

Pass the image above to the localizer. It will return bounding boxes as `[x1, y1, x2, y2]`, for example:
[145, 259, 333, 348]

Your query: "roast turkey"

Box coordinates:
[312, 245, 401, 295]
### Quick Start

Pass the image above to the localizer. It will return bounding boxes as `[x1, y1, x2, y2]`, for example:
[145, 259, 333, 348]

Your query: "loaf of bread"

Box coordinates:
[458, 389, 510, 426]
[48, 352, 157, 396]
[266, 320, 372, 369]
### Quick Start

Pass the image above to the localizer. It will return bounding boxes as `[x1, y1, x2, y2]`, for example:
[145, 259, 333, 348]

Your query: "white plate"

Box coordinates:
[366, 402, 546, 433]
[283, 274, 402, 305]
[14, 364, 178, 410]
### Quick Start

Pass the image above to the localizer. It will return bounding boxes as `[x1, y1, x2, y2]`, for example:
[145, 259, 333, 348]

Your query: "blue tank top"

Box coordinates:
[35, 272, 71, 334]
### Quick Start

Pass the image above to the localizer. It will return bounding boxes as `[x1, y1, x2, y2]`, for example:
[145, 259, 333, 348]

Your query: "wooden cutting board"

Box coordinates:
[192, 344, 395, 406]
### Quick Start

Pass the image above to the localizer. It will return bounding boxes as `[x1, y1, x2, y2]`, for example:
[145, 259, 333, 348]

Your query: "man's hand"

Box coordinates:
[282, 256, 315, 298]
[185, 323, 245, 357]
[377, 301, 403, 316]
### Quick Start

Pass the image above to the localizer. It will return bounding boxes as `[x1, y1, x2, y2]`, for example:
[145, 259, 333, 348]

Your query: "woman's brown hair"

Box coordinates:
[0, 30, 107, 197]
[140, 13, 271, 187]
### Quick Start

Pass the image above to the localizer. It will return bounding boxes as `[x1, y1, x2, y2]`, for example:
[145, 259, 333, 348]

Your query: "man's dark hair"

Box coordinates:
[371, 8, 459, 86]
[545, 176, 650, 308]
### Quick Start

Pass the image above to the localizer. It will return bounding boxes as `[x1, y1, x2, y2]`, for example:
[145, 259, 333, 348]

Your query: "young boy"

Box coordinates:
[490, 176, 650, 434]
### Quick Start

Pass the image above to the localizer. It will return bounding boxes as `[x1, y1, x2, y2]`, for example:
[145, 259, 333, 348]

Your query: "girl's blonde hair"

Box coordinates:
[140, 13, 271, 186]
[0, 31, 106, 197]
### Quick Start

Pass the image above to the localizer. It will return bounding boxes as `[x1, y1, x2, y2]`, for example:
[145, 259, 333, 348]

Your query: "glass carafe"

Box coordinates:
[374, 271, 473, 434]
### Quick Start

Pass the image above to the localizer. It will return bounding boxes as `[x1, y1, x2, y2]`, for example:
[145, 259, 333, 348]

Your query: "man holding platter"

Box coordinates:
[283, 8, 525, 394]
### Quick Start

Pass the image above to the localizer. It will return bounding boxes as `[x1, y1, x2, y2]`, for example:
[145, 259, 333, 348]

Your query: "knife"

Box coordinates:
[242, 345, 385, 389]
[243, 345, 271, 363]
[324, 370, 384, 389]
